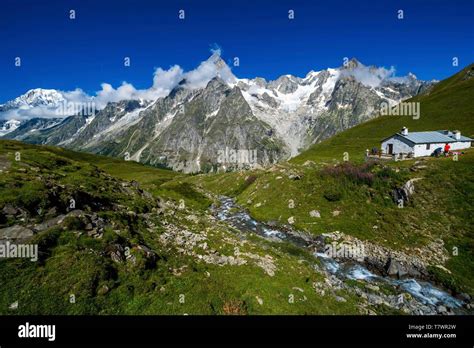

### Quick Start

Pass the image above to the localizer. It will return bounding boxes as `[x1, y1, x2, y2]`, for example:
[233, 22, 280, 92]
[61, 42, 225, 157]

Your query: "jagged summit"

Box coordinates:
[207, 52, 227, 68]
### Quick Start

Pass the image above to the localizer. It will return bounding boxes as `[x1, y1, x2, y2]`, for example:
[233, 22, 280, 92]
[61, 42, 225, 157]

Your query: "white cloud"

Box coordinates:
[153, 65, 184, 90]
[341, 62, 397, 88]
[94, 65, 185, 108]
[86, 49, 236, 109]
[0, 107, 61, 121]
[61, 88, 91, 104]
[0, 49, 238, 122]
[183, 50, 236, 89]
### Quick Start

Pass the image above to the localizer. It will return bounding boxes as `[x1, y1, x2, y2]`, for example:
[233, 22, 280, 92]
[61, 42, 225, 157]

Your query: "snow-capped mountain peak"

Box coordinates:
[0, 88, 65, 111]
[179, 52, 238, 90]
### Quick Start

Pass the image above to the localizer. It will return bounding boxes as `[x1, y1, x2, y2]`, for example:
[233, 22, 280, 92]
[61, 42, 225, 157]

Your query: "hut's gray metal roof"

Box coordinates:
[383, 131, 473, 144]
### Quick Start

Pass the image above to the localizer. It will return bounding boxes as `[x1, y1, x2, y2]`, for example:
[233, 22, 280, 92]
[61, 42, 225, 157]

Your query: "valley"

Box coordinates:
[0, 60, 472, 316]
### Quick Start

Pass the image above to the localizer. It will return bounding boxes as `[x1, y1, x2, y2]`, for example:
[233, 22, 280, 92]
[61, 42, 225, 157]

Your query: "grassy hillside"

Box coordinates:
[292, 63, 474, 164]
[190, 153, 474, 296]
[0, 140, 359, 315]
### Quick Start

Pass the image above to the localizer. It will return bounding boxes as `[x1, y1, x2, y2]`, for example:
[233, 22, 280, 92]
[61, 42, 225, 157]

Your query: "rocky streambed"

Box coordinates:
[212, 196, 471, 315]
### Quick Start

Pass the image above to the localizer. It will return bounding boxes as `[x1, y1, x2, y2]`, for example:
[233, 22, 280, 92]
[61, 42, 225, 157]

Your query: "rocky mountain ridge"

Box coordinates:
[1, 56, 435, 172]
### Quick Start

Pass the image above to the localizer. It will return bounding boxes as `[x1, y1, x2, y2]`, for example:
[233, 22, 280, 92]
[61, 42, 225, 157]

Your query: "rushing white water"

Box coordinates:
[213, 196, 464, 311]
[317, 252, 463, 308]
[347, 265, 376, 281]
[396, 279, 462, 308]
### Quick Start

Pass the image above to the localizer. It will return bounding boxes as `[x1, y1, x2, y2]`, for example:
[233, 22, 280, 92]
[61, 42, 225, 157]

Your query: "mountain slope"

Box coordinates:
[0, 139, 360, 315]
[292, 63, 474, 164]
[64, 77, 287, 172]
[2, 118, 63, 141]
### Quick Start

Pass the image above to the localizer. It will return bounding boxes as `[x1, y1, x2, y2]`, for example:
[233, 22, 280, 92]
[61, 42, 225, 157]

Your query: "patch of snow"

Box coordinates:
[205, 108, 219, 119]
[0, 119, 21, 136]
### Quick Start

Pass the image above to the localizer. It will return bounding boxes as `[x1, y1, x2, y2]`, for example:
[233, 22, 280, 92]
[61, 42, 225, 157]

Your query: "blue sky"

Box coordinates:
[0, 0, 473, 102]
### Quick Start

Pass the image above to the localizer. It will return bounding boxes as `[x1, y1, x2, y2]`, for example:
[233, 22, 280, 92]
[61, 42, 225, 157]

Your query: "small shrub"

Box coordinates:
[245, 175, 258, 186]
[323, 187, 343, 201]
[32, 228, 62, 263]
[222, 300, 247, 315]
[15, 182, 47, 213]
[321, 162, 374, 186]
[376, 166, 405, 184]
[63, 216, 85, 231]
[427, 266, 465, 295]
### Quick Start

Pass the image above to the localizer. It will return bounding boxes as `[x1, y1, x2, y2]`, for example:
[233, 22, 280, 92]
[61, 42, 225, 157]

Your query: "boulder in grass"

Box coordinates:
[2, 204, 18, 216]
[309, 210, 321, 218]
[0, 225, 34, 242]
